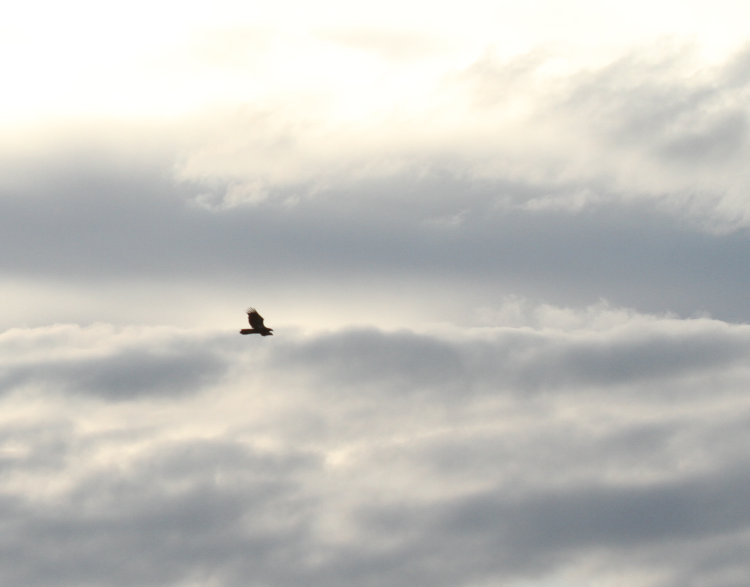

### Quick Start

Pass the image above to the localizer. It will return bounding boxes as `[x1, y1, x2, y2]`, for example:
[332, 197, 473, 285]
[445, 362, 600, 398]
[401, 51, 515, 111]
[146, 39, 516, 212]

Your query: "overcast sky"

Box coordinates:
[3, 2, 750, 586]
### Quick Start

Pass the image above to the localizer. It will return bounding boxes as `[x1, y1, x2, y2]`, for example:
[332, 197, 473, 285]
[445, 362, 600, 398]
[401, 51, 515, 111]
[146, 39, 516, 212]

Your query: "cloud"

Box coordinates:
[0, 435, 319, 587]
[388, 460, 750, 584]
[1, 304, 750, 586]
[166, 41, 750, 230]
[3, 143, 750, 327]
[0, 324, 231, 399]
[268, 313, 750, 398]
[316, 27, 453, 63]
[4, 9, 750, 585]
[272, 328, 464, 393]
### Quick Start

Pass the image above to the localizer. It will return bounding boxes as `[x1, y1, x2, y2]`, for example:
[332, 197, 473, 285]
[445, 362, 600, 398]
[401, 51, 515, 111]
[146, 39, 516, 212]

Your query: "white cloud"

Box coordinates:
[165, 40, 750, 230]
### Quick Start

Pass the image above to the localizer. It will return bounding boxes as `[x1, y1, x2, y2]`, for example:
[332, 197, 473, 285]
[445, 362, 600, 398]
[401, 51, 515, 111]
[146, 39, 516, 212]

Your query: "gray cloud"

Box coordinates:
[0, 437, 319, 587]
[0, 326, 231, 399]
[272, 328, 464, 393]
[1, 315, 750, 586]
[397, 462, 750, 584]
[54, 347, 226, 398]
[2, 157, 750, 323]
[3, 418, 750, 587]
[267, 320, 750, 397]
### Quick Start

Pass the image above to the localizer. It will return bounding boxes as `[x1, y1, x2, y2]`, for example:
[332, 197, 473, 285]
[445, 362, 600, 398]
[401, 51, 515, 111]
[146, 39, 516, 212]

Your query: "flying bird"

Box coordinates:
[240, 308, 274, 336]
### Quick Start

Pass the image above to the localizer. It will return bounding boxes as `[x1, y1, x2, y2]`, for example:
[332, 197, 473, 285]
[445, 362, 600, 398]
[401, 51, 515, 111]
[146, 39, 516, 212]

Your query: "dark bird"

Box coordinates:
[240, 308, 274, 336]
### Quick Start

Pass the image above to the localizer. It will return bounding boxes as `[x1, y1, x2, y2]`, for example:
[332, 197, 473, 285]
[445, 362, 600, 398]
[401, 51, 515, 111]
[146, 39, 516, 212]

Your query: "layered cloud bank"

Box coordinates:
[3, 1, 750, 585]
[2, 311, 750, 586]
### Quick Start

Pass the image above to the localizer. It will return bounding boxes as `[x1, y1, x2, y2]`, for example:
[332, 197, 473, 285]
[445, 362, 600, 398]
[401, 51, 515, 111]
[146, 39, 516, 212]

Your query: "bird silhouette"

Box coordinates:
[240, 308, 273, 336]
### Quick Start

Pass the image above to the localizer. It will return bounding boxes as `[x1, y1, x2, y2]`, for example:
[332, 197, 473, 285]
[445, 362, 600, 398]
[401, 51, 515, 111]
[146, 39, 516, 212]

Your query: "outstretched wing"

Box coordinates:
[247, 308, 266, 330]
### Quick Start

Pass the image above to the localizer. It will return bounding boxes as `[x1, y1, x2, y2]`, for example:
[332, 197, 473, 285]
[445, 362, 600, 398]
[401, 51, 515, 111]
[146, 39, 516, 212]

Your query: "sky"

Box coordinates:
[2, 1, 750, 585]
